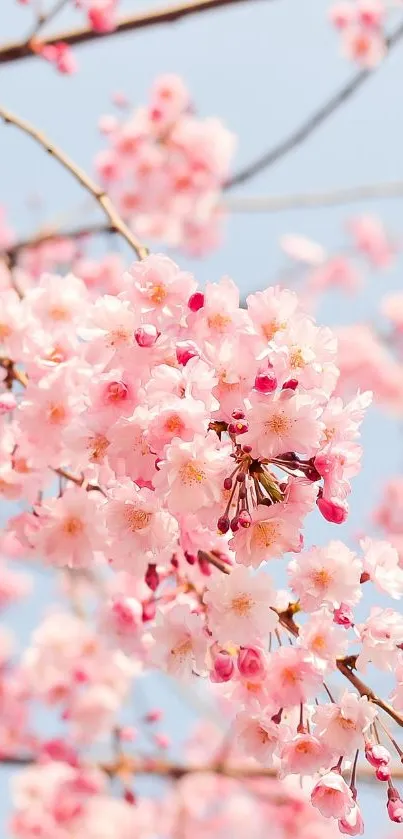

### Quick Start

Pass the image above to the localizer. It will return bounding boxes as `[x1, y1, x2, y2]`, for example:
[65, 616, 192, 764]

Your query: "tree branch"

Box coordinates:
[0, 0, 266, 65]
[226, 19, 403, 189]
[226, 180, 403, 212]
[0, 753, 401, 782]
[0, 105, 148, 261]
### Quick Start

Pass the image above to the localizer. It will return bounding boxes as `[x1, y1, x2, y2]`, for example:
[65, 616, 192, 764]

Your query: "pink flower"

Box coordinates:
[360, 537, 403, 599]
[124, 254, 196, 325]
[267, 647, 322, 709]
[104, 480, 179, 574]
[242, 390, 324, 461]
[150, 604, 208, 678]
[229, 503, 303, 568]
[203, 564, 278, 645]
[339, 802, 365, 835]
[33, 487, 105, 569]
[280, 732, 332, 776]
[298, 608, 348, 668]
[147, 395, 208, 454]
[356, 607, 403, 671]
[237, 646, 267, 683]
[246, 285, 299, 345]
[235, 710, 282, 763]
[313, 692, 377, 755]
[348, 215, 396, 267]
[288, 541, 362, 611]
[153, 431, 231, 515]
[311, 772, 355, 819]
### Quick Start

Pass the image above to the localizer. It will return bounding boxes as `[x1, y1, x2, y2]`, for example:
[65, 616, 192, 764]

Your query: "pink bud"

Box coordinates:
[142, 600, 156, 622]
[232, 409, 245, 420]
[145, 709, 163, 723]
[124, 790, 136, 805]
[0, 392, 16, 414]
[365, 744, 391, 768]
[134, 324, 159, 347]
[188, 292, 204, 312]
[237, 646, 266, 682]
[230, 516, 240, 532]
[317, 496, 348, 524]
[333, 603, 354, 628]
[154, 733, 170, 749]
[376, 765, 391, 781]
[217, 515, 230, 534]
[254, 371, 277, 393]
[387, 789, 403, 823]
[211, 650, 234, 682]
[314, 453, 334, 477]
[145, 564, 159, 592]
[242, 444, 252, 453]
[282, 378, 298, 391]
[228, 420, 248, 435]
[198, 557, 212, 576]
[105, 380, 128, 403]
[176, 341, 199, 366]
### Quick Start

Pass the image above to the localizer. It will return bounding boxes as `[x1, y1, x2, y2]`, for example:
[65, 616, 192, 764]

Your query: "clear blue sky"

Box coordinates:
[1, 0, 403, 835]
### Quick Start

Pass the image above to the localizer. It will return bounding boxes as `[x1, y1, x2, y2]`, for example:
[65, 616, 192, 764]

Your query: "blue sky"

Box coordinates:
[1, 0, 403, 835]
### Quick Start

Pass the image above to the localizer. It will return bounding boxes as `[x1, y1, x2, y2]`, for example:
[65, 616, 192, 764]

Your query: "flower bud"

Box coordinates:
[254, 371, 277, 393]
[237, 646, 266, 682]
[333, 603, 354, 628]
[317, 496, 348, 524]
[228, 420, 248, 435]
[134, 324, 159, 347]
[282, 378, 298, 391]
[217, 515, 230, 534]
[211, 650, 234, 682]
[145, 563, 159, 592]
[238, 510, 252, 528]
[176, 341, 199, 366]
[365, 744, 391, 768]
[188, 292, 204, 312]
[376, 765, 391, 781]
[0, 392, 16, 414]
[232, 409, 245, 420]
[142, 600, 156, 622]
[387, 789, 403, 823]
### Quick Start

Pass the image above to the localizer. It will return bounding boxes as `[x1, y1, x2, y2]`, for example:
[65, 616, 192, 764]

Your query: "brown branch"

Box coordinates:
[3, 222, 114, 262]
[0, 753, 402, 782]
[0, 105, 148, 261]
[28, 0, 70, 39]
[336, 660, 403, 729]
[226, 180, 403, 212]
[226, 19, 403, 189]
[0, 0, 266, 65]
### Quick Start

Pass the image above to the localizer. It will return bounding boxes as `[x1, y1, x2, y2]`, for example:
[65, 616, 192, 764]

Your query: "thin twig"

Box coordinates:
[226, 19, 403, 189]
[226, 180, 403, 212]
[27, 0, 70, 39]
[0, 105, 148, 261]
[0, 0, 266, 65]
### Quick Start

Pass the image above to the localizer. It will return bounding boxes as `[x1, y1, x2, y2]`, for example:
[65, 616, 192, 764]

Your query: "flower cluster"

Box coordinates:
[95, 75, 235, 254]
[329, 1, 387, 67]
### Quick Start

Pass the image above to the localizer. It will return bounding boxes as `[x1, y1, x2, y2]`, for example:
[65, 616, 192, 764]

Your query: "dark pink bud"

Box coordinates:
[105, 380, 128, 402]
[376, 765, 391, 782]
[237, 646, 266, 681]
[211, 650, 234, 683]
[333, 603, 354, 628]
[282, 378, 298, 391]
[242, 444, 252, 453]
[232, 409, 245, 420]
[217, 515, 230, 534]
[228, 420, 249, 435]
[176, 340, 199, 366]
[124, 790, 136, 805]
[142, 600, 156, 622]
[387, 789, 403, 823]
[145, 563, 159, 592]
[360, 571, 371, 584]
[0, 392, 17, 414]
[314, 453, 334, 477]
[145, 708, 163, 723]
[230, 516, 240, 532]
[317, 496, 348, 524]
[223, 477, 233, 491]
[254, 371, 277, 393]
[184, 551, 196, 565]
[134, 324, 159, 347]
[365, 744, 391, 768]
[188, 292, 204, 312]
[238, 510, 252, 528]
[154, 733, 170, 749]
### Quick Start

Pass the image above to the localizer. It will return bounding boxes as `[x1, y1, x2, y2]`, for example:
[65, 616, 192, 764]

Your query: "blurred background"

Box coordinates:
[1, 0, 403, 834]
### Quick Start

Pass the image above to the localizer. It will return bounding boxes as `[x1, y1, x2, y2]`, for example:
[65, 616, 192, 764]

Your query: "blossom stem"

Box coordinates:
[0, 105, 149, 261]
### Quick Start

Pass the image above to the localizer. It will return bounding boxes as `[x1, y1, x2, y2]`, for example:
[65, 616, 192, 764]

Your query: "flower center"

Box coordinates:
[48, 402, 68, 424]
[105, 381, 128, 403]
[0, 323, 12, 339]
[107, 328, 132, 348]
[48, 305, 69, 322]
[179, 461, 206, 485]
[265, 412, 292, 436]
[150, 284, 167, 305]
[62, 516, 84, 536]
[311, 568, 333, 589]
[251, 520, 280, 549]
[207, 313, 232, 332]
[124, 506, 152, 532]
[171, 637, 193, 660]
[89, 434, 110, 463]
[290, 347, 306, 369]
[164, 414, 185, 435]
[231, 593, 253, 616]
